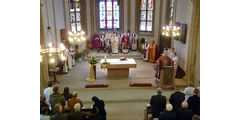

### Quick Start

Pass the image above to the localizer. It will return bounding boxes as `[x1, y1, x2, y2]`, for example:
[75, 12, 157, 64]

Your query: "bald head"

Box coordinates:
[164, 51, 168, 56]
[72, 91, 78, 98]
[74, 103, 81, 112]
[182, 101, 188, 108]
[166, 104, 173, 111]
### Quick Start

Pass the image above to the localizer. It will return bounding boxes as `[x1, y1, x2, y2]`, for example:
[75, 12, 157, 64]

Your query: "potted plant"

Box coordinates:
[88, 55, 99, 79]
[75, 52, 84, 61]
[75, 44, 79, 53]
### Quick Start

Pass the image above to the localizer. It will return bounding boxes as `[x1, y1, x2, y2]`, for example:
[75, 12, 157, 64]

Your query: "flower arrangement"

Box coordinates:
[88, 55, 99, 65]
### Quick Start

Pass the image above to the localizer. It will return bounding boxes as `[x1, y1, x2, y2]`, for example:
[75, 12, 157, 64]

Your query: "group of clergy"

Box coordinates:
[142, 39, 178, 83]
[61, 45, 76, 74]
[142, 40, 159, 63]
[142, 40, 178, 68]
[92, 31, 138, 54]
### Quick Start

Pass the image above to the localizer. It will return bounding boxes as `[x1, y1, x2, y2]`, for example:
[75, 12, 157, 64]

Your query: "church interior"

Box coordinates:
[40, 0, 200, 120]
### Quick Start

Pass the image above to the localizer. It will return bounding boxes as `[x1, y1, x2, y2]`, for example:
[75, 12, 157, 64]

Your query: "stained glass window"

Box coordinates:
[140, 0, 153, 32]
[169, 0, 175, 27]
[99, 0, 120, 30]
[69, 0, 81, 33]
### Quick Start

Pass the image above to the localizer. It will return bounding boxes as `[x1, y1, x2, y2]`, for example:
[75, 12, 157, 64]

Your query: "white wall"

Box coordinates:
[123, 0, 128, 32]
[130, 0, 135, 33]
[173, 0, 193, 71]
[41, 0, 65, 46]
[54, 0, 65, 29]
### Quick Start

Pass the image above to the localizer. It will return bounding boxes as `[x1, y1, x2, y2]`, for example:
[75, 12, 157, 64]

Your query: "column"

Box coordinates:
[130, 0, 135, 33]
[40, 4, 50, 95]
[123, 0, 128, 32]
[185, 0, 200, 87]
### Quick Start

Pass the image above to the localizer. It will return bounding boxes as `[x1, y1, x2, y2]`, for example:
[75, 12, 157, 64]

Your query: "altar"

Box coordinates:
[100, 58, 137, 78]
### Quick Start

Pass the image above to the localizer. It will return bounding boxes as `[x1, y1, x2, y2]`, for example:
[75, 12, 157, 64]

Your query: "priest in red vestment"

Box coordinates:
[149, 41, 158, 63]
[155, 51, 173, 79]
[121, 34, 129, 54]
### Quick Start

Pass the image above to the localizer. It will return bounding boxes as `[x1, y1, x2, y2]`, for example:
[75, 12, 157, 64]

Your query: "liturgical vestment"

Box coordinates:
[111, 36, 118, 53]
[143, 42, 150, 61]
[92, 33, 100, 49]
[122, 35, 129, 53]
[149, 42, 158, 63]
[155, 56, 173, 79]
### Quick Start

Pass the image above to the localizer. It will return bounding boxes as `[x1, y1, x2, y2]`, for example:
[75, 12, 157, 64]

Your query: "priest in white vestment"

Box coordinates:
[168, 48, 175, 59]
[70, 47, 76, 66]
[131, 32, 138, 51]
[172, 53, 178, 79]
[118, 33, 123, 50]
[105, 31, 112, 54]
[162, 48, 168, 55]
[111, 32, 118, 54]
[142, 40, 150, 61]
[63, 49, 68, 73]
[67, 48, 72, 69]
[172, 53, 178, 70]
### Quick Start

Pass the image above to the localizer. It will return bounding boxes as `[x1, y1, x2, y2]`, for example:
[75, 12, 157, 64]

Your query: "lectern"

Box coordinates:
[159, 66, 175, 89]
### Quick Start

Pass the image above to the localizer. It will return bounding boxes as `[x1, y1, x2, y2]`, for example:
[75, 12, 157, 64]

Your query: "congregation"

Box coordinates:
[40, 81, 200, 120]
[41, 81, 107, 120]
[149, 85, 200, 120]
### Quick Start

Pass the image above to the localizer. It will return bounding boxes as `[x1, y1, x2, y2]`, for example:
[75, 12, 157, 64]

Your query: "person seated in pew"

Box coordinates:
[91, 96, 107, 120]
[169, 87, 185, 112]
[159, 104, 177, 120]
[67, 103, 86, 120]
[63, 87, 72, 102]
[68, 91, 83, 112]
[50, 86, 65, 114]
[176, 101, 193, 120]
[150, 88, 166, 119]
[187, 89, 200, 116]
[183, 82, 195, 101]
[51, 103, 68, 120]
[43, 81, 54, 109]
[40, 106, 51, 120]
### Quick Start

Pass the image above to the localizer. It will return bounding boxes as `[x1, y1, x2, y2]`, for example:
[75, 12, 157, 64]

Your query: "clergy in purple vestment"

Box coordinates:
[92, 32, 100, 49]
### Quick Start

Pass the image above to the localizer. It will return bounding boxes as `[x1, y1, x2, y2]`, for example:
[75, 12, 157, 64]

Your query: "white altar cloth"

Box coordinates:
[100, 58, 136, 65]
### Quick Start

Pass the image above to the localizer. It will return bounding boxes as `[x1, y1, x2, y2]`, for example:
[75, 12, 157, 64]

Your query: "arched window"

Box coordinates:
[99, 0, 120, 30]
[140, 0, 153, 32]
[69, 0, 81, 33]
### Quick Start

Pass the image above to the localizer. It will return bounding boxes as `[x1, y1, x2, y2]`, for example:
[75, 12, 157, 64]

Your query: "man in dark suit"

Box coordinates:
[169, 87, 185, 112]
[176, 101, 193, 120]
[150, 88, 166, 118]
[187, 88, 200, 116]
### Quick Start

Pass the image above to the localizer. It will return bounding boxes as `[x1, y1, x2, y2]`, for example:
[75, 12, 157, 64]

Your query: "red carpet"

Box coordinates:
[85, 84, 108, 88]
[129, 83, 152, 87]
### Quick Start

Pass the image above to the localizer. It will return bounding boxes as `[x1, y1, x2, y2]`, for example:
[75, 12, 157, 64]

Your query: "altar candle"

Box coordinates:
[104, 55, 107, 62]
